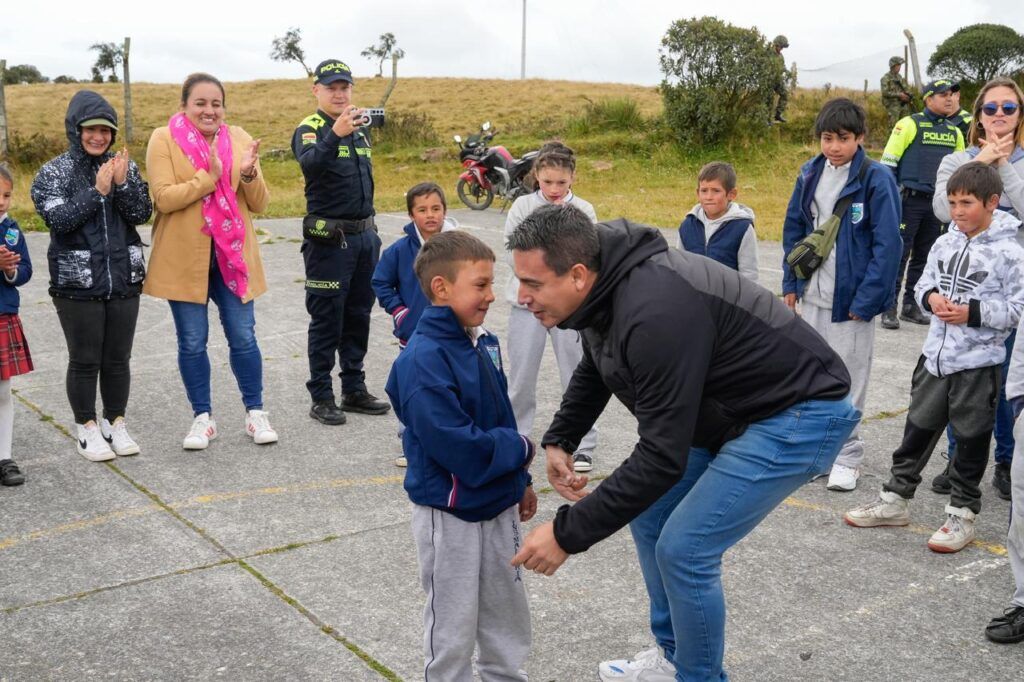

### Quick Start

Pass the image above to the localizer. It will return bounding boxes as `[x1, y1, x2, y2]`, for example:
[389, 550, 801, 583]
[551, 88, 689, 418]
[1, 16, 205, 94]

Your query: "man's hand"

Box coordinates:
[545, 445, 588, 501]
[899, 92, 911, 103]
[331, 106, 364, 138]
[519, 486, 537, 522]
[784, 293, 798, 312]
[511, 521, 568, 576]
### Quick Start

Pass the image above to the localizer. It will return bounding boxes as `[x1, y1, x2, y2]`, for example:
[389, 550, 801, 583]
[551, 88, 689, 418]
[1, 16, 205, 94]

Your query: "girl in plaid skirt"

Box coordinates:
[0, 166, 32, 486]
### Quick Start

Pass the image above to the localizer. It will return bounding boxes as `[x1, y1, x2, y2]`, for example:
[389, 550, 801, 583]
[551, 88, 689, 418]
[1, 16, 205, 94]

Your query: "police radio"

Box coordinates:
[353, 108, 386, 128]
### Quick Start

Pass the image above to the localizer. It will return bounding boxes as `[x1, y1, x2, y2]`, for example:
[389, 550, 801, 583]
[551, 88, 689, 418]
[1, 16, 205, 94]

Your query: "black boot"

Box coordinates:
[880, 308, 900, 330]
[900, 303, 930, 325]
[342, 391, 391, 415]
[0, 459, 24, 486]
[931, 455, 953, 494]
[986, 606, 1024, 644]
[310, 399, 347, 425]
[993, 462, 1012, 501]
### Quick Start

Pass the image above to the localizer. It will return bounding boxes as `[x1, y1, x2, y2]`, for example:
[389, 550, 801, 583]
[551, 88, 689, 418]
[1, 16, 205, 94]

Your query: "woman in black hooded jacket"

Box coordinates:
[31, 90, 152, 462]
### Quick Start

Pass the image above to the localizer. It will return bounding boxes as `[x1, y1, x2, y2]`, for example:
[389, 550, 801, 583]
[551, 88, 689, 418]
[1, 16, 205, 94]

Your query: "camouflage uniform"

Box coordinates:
[771, 35, 790, 122]
[881, 58, 913, 131]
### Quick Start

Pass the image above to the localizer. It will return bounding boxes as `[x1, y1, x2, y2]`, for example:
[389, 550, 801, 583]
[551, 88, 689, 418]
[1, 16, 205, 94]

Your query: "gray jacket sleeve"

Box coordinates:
[1007, 317, 1024, 400]
[737, 225, 760, 283]
[999, 160, 1024, 217]
[932, 153, 964, 224]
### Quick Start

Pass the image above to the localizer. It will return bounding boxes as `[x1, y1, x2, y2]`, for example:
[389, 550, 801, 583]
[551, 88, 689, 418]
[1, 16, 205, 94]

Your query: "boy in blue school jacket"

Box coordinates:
[782, 98, 902, 493]
[385, 231, 536, 681]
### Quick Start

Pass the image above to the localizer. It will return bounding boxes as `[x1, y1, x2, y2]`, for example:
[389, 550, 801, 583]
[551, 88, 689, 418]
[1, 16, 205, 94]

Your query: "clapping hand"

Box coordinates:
[94, 159, 115, 196]
[111, 149, 130, 186]
[208, 146, 223, 183]
[0, 246, 21, 279]
[240, 139, 260, 179]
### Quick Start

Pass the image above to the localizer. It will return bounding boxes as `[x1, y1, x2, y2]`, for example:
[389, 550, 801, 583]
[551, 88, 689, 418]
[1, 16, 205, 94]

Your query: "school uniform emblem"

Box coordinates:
[484, 342, 502, 371]
[850, 203, 864, 225]
[4, 227, 19, 246]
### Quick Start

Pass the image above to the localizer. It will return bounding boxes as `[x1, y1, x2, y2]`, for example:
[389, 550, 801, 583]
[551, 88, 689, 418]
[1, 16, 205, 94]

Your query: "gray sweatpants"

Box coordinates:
[1009, 418, 1024, 607]
[411, 504, 531, 681]
[801, 301, 874, 469]
[507, 306, 597, 455]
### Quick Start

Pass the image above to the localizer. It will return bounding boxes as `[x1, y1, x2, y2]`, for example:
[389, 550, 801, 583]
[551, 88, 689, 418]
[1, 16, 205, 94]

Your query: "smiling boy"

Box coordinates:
[782, 98, 903, 492]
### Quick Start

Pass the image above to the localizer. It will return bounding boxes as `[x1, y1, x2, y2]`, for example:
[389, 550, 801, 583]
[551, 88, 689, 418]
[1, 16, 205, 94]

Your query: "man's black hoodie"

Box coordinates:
[542, 220, 851, 554]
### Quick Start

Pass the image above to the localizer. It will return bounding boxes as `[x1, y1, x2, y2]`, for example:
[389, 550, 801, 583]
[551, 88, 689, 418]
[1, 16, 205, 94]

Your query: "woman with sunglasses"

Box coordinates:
[933, 76, 1024, 646]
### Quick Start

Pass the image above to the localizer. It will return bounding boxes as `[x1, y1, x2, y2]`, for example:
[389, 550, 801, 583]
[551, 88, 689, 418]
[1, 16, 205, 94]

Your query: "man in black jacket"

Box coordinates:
[508, 205, 858, 681]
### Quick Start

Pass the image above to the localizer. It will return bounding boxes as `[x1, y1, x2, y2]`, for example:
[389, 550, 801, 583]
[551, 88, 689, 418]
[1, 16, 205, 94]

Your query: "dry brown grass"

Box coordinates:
[3, 77, 865, 239]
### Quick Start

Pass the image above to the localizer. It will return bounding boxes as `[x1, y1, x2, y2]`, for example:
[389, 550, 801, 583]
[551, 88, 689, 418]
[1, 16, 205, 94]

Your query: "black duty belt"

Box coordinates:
[302, 215, 375, 247]
[901, 188, 934, 199]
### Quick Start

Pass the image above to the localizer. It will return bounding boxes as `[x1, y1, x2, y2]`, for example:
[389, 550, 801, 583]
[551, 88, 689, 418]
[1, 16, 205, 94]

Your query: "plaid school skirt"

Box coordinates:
[0, 313, 33, 380]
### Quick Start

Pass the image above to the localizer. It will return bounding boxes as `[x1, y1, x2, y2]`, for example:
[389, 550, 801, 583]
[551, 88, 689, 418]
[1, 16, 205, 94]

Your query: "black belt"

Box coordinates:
[901, 188, 933, 199]
[302, 215, 374, 246]
[335, 217, 375, 234]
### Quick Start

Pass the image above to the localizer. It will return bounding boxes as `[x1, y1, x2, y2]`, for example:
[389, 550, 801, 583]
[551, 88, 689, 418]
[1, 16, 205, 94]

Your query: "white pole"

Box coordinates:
[520, 0, 526, 80]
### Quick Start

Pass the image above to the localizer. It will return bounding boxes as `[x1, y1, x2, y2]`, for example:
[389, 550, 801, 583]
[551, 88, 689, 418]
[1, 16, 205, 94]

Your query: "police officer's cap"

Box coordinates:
[314, 59, 354, 86]
[889, 56, 905, 68]
[773, 35, 789, 48]
[922, 79, 960, 99]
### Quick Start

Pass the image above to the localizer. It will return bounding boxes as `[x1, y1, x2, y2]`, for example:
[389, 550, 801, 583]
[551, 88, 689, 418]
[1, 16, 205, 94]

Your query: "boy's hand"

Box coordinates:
[928, 292, 952, 313]
[511, 521, 568, 576]
[784, 293, 798, 313]
[545, 445, 588, 501]
[519, 486, 537, 522]
[849, 312, 862, 321]
[934, 302, 968, 325]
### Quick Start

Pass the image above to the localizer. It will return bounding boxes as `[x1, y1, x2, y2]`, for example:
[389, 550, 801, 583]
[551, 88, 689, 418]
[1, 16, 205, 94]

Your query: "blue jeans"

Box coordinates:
[946, 329, 1015, 465]
[629, 398, 859, 681]
[168, 264, 263, 415]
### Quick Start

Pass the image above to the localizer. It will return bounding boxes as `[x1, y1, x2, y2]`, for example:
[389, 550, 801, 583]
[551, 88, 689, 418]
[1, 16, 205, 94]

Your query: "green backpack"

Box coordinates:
[786, 160, 871, 280]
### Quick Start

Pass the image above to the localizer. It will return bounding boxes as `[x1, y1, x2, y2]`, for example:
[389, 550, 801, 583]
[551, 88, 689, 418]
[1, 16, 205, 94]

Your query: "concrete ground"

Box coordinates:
[1, 208, 1019, 681]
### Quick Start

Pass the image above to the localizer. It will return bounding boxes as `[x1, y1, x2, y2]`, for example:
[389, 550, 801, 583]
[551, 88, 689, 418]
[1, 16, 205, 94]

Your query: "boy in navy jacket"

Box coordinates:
[385, 231, 536, 681]
[782, 98, 902, 492]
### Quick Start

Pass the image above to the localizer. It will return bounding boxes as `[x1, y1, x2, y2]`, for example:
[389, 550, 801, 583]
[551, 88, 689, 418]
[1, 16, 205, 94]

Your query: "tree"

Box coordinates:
[90, 42, 124, 83]
[53, 75, 79, 84]
[270, 27, 313, 77]
[2, 64, 48, 84]
[928, 24, 1024, 84]
[658, 17, 782, 145]
[361, 33, 405, 78]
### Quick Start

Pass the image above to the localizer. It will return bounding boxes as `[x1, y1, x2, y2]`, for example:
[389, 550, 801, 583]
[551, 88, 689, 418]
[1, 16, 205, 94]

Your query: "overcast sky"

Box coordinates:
[2, 1, 1019, 88]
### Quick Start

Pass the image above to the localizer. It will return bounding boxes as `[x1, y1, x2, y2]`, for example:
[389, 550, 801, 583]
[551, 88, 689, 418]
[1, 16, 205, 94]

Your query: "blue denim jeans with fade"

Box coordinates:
[629, 397, 859, 681]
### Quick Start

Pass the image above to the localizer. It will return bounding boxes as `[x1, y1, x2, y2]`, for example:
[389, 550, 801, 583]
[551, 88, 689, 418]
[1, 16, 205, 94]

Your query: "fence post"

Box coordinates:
[903, 29, 922, 91]
[378, 52, 399, 108]
[0, 60, 8, 159]
[122, 37, 133, 144]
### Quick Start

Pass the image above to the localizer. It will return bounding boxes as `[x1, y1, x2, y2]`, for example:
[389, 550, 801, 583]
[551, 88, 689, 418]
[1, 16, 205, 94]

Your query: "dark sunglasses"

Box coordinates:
[982, 102, 1020, 116]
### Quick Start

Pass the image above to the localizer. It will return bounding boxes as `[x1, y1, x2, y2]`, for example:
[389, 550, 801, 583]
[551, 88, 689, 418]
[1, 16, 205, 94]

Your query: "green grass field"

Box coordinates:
[2, 77, 890, 239]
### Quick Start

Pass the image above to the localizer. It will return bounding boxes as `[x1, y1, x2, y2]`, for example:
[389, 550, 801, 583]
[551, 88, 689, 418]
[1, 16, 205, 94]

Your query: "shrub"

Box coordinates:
[5, 131, 66, 167]
[566, 97, 646, 136]
[928, 24, 1024, 84]
[373, 110, 438, 150]
[658, 17, 782, 145]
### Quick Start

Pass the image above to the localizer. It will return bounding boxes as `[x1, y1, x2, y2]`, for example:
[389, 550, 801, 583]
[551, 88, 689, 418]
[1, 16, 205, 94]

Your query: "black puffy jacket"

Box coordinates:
[30, 90, 152, 300]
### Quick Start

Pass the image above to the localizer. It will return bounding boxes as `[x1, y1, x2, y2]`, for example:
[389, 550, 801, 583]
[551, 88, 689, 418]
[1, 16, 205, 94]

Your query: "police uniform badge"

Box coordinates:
[4, 226, 19, 247]
[850, 203, 864, 225]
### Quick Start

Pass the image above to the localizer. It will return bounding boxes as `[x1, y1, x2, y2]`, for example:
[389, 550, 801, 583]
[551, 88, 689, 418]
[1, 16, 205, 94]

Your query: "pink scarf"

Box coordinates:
[167, 113, 249, 299]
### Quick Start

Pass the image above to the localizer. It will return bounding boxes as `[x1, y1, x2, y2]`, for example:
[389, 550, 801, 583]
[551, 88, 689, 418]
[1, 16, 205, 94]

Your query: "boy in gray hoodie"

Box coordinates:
[846, 163, 1024, 553]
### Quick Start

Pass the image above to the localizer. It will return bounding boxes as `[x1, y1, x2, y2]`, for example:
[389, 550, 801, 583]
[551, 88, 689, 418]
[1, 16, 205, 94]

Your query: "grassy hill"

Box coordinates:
[2, 77, 891, 239]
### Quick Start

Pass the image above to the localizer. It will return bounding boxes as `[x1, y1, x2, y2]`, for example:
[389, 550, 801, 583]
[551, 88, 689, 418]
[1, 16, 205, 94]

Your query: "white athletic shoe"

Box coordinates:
[245, 410, 278, 445]
[826, 463, 860, 491]
[598, 647, 675, 681]
[76, 422, 115, 462]
[844, 490, 911, 528]
[927, 505, 977, 553]
[183, 413, 218, 450]
[100, 417, 140, 456]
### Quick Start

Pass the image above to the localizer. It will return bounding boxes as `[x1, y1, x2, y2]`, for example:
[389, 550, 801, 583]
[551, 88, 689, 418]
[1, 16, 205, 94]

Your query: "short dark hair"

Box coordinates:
[181, 73, 226, 107]
[697, 161, 736, 193]
[0, 164, 13, 187]
[946, 161, 1003, 203]
[406, 182, 446, 214]
[814, 98, 867, 137]
[414, 231, 495, 300]
[506, 203, 600, 276]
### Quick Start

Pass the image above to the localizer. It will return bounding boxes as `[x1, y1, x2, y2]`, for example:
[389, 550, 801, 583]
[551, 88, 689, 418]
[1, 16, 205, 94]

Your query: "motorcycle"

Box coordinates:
[453, 122, 538, 211]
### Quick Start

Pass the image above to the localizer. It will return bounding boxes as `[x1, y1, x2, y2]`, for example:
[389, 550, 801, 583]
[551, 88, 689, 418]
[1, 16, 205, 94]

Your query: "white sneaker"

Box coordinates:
[183, 413, 218, 450]
[598, 647, 675, 681]
[394, 456, 408, 467]
[826, 463, 860, 491]
[927, 505, 977, 553]
[245, 410, 278, 445]
[843, 490, 911, 527]
[76, 422, 115, 462]
[100, 417, 140, 456]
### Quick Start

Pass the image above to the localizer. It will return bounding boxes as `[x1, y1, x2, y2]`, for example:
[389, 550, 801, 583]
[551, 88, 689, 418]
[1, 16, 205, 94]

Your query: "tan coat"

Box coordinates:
[144, 125, 269, 304]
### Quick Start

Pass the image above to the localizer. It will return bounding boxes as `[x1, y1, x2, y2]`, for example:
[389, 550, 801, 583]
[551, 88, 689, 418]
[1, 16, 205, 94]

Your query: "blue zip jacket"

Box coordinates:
[371, 222, 430, 346]
[782, 147, 903, 322]
[0, 215, 33, 314]
[385, 305, 533, 522]
[678, 214, 751, 270]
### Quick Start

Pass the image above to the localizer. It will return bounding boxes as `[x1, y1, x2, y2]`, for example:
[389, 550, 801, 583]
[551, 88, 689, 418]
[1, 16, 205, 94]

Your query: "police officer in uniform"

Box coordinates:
[949, 84, 974, 139]
[879, 79, 965, 329]
[770, 35, 790, 123]
[881, 56, 913, 130]
[292, 59, 390, 425]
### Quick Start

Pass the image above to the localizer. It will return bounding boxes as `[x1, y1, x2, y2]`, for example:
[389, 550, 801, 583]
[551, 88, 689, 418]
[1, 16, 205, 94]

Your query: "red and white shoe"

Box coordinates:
[183, 413, 218, 450]
[245, 410, 278, 445]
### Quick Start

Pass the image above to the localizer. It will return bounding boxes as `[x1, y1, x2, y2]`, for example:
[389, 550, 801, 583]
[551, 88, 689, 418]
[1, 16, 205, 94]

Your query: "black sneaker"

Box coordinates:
[931, 455, 952, 494]
[899, 303, 930, 325]
[310, 399, 347, 425]
[880, 308, 900, 330]
[0, 459, 25, 486]
[993, 462, 1012, 501]
[986, 605, 1024, 644]
[572, 452, 594, 473]
[341, 391, 391, 415]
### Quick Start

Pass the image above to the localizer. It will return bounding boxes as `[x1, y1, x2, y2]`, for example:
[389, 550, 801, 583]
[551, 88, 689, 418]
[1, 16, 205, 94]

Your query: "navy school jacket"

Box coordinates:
[0, 215, 33, 314]
[385, 305, 533, 522]
[371, 222, 432, 346]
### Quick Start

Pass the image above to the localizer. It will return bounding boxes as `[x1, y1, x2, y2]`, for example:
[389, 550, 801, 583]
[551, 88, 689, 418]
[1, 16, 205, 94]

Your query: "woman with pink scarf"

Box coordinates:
[145, 73, 277, 451]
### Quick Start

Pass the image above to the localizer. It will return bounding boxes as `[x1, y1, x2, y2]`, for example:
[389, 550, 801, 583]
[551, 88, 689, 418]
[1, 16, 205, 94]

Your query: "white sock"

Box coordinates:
[0, 380, 13, 461]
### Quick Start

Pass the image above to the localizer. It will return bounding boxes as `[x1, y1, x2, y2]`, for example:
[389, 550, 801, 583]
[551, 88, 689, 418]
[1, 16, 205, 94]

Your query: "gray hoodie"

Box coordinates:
[677, 201, 759, 283]
[915, 210, 1024, 377]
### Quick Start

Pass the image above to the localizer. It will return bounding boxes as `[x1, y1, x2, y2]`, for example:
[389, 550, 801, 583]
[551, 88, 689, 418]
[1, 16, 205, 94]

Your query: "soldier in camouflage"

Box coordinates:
[771, 35, 790, 123]
[881, 56, 913, 130]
